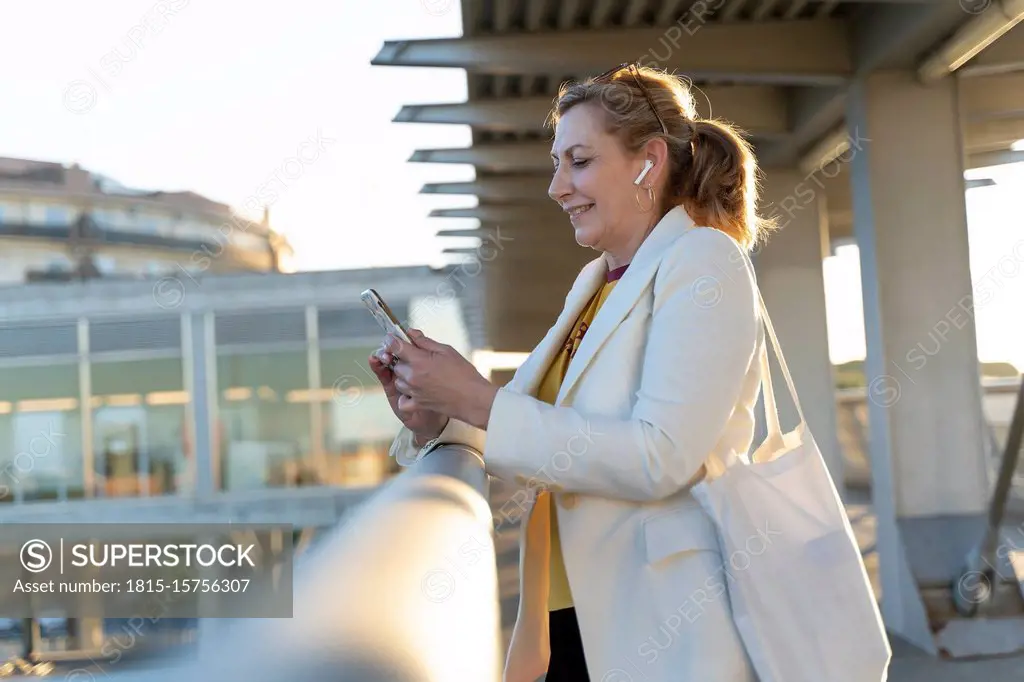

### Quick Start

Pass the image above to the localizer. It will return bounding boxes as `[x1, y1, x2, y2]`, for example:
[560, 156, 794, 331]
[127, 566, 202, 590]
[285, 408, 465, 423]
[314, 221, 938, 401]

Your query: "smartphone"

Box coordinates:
[361, 288, 412, 344]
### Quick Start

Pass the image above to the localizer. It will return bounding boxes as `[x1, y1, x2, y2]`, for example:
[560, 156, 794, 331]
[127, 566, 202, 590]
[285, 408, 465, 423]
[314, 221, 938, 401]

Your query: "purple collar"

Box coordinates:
[607, 264, 629, 282]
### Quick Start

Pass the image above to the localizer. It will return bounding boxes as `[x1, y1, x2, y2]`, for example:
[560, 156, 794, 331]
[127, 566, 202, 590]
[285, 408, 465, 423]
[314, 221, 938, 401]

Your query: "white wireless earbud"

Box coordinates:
[634, 159, 654, 186]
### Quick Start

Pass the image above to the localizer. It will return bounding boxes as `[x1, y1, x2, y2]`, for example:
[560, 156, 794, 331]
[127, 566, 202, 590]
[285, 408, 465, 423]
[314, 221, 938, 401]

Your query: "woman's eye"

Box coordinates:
[571, 158, 590, 168]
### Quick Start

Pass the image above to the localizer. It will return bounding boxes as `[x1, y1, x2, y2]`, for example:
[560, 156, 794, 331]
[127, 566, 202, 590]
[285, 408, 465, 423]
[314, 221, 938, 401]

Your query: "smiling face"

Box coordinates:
[548, 103, 664, 265]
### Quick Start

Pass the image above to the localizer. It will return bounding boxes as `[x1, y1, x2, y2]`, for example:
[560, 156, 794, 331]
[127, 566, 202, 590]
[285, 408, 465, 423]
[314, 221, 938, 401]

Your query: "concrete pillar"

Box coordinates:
[68, 617, 104, 650]
[196, 530, 235, 663]
[755, 169, 844, 496]
[67, 559, 105, 653]
[19, 618, 38, 658]
[846, 71, 989, 652]
[185, 313, 218, 496]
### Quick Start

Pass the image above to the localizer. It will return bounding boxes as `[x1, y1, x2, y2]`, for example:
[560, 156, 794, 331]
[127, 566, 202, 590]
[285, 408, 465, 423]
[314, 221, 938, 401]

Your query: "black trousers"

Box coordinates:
[547, 607, 590, 681]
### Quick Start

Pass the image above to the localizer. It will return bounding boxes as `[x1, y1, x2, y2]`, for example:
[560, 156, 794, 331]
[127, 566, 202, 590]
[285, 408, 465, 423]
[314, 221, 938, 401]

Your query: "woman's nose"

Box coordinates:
[548, 168, 571, 204]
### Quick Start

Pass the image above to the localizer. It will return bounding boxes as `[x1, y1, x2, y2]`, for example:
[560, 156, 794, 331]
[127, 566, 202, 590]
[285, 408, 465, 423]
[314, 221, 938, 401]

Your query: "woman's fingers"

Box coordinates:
[394, 377, 412, 396]
[391, 356, 415, 382]
[407, 329, 447, 353]
[370, 342, 393, 365]
[368, 353, 388, 377]
[385, 333, 427, 362]
[368, 354, 403, 400]
[369, 354, 398, 380]
[396, 393, 421, 414]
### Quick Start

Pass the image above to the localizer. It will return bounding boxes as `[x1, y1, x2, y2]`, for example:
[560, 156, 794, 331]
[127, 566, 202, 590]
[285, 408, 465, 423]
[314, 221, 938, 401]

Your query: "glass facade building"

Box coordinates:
[0, 263, 483, 657]
[0, 265, 481, 506]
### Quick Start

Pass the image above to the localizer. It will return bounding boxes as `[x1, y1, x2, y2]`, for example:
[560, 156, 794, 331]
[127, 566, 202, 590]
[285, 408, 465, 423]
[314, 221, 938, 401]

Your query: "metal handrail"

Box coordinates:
[132, 444, 502, 681]
[955, 374, 1024, 616]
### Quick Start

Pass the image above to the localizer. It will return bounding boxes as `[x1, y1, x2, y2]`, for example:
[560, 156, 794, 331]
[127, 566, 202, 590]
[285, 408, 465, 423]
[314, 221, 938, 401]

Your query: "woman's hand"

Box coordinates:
[383, 329, 499, 430]
[368, 350, 448, 445]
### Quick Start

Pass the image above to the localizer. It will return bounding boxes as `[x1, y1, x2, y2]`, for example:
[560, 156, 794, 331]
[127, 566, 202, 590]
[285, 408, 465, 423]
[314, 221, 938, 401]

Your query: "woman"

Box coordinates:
[370, 63, 775, 682]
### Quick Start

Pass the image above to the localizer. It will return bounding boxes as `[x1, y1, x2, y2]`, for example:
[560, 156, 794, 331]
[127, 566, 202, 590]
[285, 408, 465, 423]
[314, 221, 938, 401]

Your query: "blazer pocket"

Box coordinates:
[642, 506, 721, 566]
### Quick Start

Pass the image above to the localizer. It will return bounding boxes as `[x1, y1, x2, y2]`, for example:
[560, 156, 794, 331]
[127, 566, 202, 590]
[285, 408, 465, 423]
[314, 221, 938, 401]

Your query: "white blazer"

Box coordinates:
[391, 206, 764, 682]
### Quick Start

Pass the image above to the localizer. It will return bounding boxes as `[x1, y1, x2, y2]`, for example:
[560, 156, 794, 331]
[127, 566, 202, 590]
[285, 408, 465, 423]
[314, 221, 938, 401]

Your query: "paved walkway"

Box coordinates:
[888, 637, 1024, 681]
[28, 646, 1024, 680]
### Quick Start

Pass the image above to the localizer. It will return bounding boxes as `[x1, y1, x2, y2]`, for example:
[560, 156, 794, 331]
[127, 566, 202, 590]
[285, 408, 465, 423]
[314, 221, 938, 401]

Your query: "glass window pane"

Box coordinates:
[0, 364, 82, 502]
[25, 202, 49, 225]
[216, 350, 311, 491]
[44, 206, 71, 226]
[319, 346, 401, 488]
[1, 201, 24, 222]
[91, 358, 189, 498]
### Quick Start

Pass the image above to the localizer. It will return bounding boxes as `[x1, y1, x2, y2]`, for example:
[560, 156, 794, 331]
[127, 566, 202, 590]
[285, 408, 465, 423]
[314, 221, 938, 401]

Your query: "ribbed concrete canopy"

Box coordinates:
[374, 0, 1024, 351]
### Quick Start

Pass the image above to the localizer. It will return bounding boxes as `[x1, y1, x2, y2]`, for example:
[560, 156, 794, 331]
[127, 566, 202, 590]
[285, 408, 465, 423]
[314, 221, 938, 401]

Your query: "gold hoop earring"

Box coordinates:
[635, 184, 656, 213]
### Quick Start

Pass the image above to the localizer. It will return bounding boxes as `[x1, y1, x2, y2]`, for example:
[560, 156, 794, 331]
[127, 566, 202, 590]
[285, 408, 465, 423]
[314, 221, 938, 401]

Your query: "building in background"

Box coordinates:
[0, 254, 484, 659]
[0, 264, 481, 504]
[0, 156, 292, 285]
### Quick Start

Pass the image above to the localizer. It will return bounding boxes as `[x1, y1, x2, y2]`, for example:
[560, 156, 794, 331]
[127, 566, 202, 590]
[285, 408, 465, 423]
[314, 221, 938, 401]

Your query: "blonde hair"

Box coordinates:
[547, 65, 777, 251]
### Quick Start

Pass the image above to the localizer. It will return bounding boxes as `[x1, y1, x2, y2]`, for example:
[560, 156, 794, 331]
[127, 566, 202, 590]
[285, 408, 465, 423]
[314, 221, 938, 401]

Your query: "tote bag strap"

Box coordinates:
[734, 249, 807, 445]
[755, 286, 807, 435]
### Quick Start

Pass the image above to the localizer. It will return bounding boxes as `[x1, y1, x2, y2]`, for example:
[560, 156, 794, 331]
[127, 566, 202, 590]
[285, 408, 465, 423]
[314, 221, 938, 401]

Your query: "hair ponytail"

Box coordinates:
[672, 118, 775, 250]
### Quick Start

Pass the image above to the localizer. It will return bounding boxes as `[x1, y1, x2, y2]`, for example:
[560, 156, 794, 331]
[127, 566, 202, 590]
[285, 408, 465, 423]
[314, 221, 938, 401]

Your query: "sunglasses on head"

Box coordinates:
[592, 62, 669, 135]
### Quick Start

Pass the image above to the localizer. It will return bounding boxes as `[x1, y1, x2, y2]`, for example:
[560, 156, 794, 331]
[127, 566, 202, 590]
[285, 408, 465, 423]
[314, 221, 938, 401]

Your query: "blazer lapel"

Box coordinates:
[555, 206, 698, 405]
[506, 256, 608, 397]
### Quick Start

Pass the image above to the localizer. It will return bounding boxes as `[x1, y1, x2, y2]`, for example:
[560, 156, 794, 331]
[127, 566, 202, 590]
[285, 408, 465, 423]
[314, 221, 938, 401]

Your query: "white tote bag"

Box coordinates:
[691, 286, 892, 682]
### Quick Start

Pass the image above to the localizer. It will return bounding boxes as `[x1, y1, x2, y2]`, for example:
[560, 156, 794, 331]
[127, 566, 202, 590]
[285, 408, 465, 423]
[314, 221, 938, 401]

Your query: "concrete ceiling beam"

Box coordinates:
[961, 20, 1024, 75]
[796, 119, 1024, 174]
[969, 148, 1024, 167]
[963, 116, 1024, 152]
[430, 205, 562, 222]
[423, 176, 553, 202]
[437, 228, 572, 244]
[764, 3, 971, 165]
[436, 224, 580, 254]
[446, 245, 590, 262]
[558, 0, 583, 29]
[436, 230, 577, 248]
[918, 0, 1024, 83]
[372, 19, 852, 86]
[394, 86, 790, 139]
[959, 71, 1024, 120]
[396, 99, 554, 132]
[410, 144, 553, 173]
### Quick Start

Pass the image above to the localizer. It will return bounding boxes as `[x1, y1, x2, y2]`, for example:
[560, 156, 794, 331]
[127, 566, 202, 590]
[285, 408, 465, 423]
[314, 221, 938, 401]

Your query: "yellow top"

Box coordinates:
[533, 264, 626, 612]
